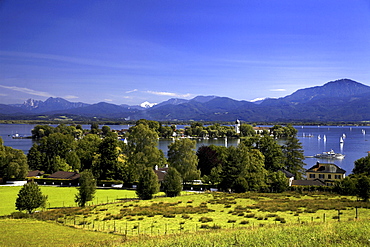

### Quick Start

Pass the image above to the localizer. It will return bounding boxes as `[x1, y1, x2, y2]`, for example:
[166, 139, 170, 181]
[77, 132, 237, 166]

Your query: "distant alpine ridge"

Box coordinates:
[2, 79, 370, 122]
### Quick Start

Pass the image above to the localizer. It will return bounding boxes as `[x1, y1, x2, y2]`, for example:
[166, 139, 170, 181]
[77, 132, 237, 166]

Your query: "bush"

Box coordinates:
[199, 217, 213, 223]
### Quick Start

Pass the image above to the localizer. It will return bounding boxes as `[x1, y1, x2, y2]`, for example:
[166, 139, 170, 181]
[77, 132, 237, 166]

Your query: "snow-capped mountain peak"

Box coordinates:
[140, 101, 157, 108]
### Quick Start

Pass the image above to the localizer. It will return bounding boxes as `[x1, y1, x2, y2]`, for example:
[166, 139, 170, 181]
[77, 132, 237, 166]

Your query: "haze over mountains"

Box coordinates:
[1, 79, 370, 122]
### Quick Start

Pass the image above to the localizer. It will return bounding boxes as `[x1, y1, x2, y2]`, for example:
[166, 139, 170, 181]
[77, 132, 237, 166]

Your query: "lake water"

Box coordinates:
[1, 124, 369, 175]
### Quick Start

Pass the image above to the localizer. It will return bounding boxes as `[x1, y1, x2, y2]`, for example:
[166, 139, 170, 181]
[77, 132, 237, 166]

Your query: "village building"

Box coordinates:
[306, 162, 346, 186]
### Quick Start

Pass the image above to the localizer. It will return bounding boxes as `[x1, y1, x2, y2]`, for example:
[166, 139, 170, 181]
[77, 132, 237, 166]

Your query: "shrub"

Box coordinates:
[240, 220, 249, 225]
[199, 217, 213, 223]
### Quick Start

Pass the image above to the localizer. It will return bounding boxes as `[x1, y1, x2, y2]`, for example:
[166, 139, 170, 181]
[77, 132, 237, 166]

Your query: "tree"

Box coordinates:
[163, 167, 183, 197]
[282, 136, 306, 179]
[335, 176, 356, 196]
[248, 135, 284, 172]
[15, 182, 47, 214]
[168, 139, 200, 183]
[196, 145, 222, 176]
[126, 124, 166, 183]
[92, 136, 125, 180]
[136, 168, 159, 200]
[75, 170, 96, 207]
[76, 134, 101, 170]
[352, 154, 370, 175]
[240, 124, 255, 137]
[0, 138, 28, 180]
[36, 133, 76, 173]
[356, 175, 370, 202]
[219, 145, 267, 192]
[267, 171, 288, 193]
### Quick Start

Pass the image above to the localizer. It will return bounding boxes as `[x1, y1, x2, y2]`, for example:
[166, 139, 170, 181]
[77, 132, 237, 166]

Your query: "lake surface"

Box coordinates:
[1, 124, 369, 175]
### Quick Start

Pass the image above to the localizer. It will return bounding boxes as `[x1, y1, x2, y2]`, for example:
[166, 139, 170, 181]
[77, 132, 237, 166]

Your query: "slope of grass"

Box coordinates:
[29, 191, 370, 238]
[0, 219, 121, 247]
[0, 186, 141, 216]
[119, 220, 370, 247]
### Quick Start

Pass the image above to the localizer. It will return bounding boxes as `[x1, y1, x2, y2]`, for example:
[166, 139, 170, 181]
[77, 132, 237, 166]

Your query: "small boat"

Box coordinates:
[314, 149, 345, 159]
[340, 137, 344, 143]
[318, 135, 321, 140]
[12, 133, 32, 139]
[323, 135, 326, 142]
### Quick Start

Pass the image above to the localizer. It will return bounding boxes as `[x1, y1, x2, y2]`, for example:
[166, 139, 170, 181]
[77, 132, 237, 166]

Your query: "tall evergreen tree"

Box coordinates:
[75, 170, 96, 207]
[282, 136, 306, 179]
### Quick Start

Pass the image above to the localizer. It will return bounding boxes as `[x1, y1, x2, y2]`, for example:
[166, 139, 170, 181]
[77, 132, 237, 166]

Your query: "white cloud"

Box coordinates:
[0, 85, 54, 97]
[125, 89, 138, 94]
[64, 95, 79, 100]
[104, 99, 113, 102]
[270, 89, 286, 92]
[146, 90, 192, 98]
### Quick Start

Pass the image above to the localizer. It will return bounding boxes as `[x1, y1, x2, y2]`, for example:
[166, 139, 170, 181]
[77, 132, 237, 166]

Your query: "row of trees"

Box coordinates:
[26, 122, 305, 190]
[335, 154, 370, 201]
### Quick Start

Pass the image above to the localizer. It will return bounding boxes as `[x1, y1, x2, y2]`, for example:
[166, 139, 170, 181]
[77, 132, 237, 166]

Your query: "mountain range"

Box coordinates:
[1, 79, 370, 122]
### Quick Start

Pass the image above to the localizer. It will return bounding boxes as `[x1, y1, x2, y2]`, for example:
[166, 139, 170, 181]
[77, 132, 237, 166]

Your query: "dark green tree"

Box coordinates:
[92, 136, 119, 180]
[37, 133, 76, 173]
[352, 154, 370, 175]
[282, 136, 306, 179]
[126, 124, 166, 183]
[76, 134, 101, 170]
[219, 145, 267, 192]
[168, 139, 200, 183]
[27, 144, 42, 171]
[136, 168, 159, 200]
[0, 138, 28, 180]
[31, 125, 54, 139]
[15, 182, 47, 214]
[101, 125, 111, 137]
[90, 123, 100, 134]
[356, 175, 370, 202]
[75, 170, 96, 207]
[267, 171, 288, 193]
[335, 176, 357, 196]
[162, 167, 183, 197]
[196, 145, 222, 176]
[248, 135, 284, 172]
[240, 124, 255, 137]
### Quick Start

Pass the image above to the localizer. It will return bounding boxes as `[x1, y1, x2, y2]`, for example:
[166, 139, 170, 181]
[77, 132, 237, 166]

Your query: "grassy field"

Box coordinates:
[0, 219, 121, 247]
[0, 186, 141, 216]
[29, 191, 370, 237]
[120, 220, 370, 247]
[1, 216, 370, 246]
[2, 187, 370, 246]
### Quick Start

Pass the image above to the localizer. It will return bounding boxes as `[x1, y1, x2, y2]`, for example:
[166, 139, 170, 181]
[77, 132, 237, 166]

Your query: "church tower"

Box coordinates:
[235, 119, 240, 134]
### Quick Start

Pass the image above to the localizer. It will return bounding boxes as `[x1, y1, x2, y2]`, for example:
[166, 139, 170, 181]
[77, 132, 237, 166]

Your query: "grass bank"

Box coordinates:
[1, 218, 369, 246]
[0, 186, 140, 216]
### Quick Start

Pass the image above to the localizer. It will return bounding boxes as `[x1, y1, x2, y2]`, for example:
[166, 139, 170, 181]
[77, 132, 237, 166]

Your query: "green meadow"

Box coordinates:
[0, 186, 140, 216]
[2, 186, 370, 246]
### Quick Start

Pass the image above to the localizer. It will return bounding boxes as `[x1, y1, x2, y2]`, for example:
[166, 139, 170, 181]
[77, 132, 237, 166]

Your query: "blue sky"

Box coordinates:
[1, 0, 370, 105]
